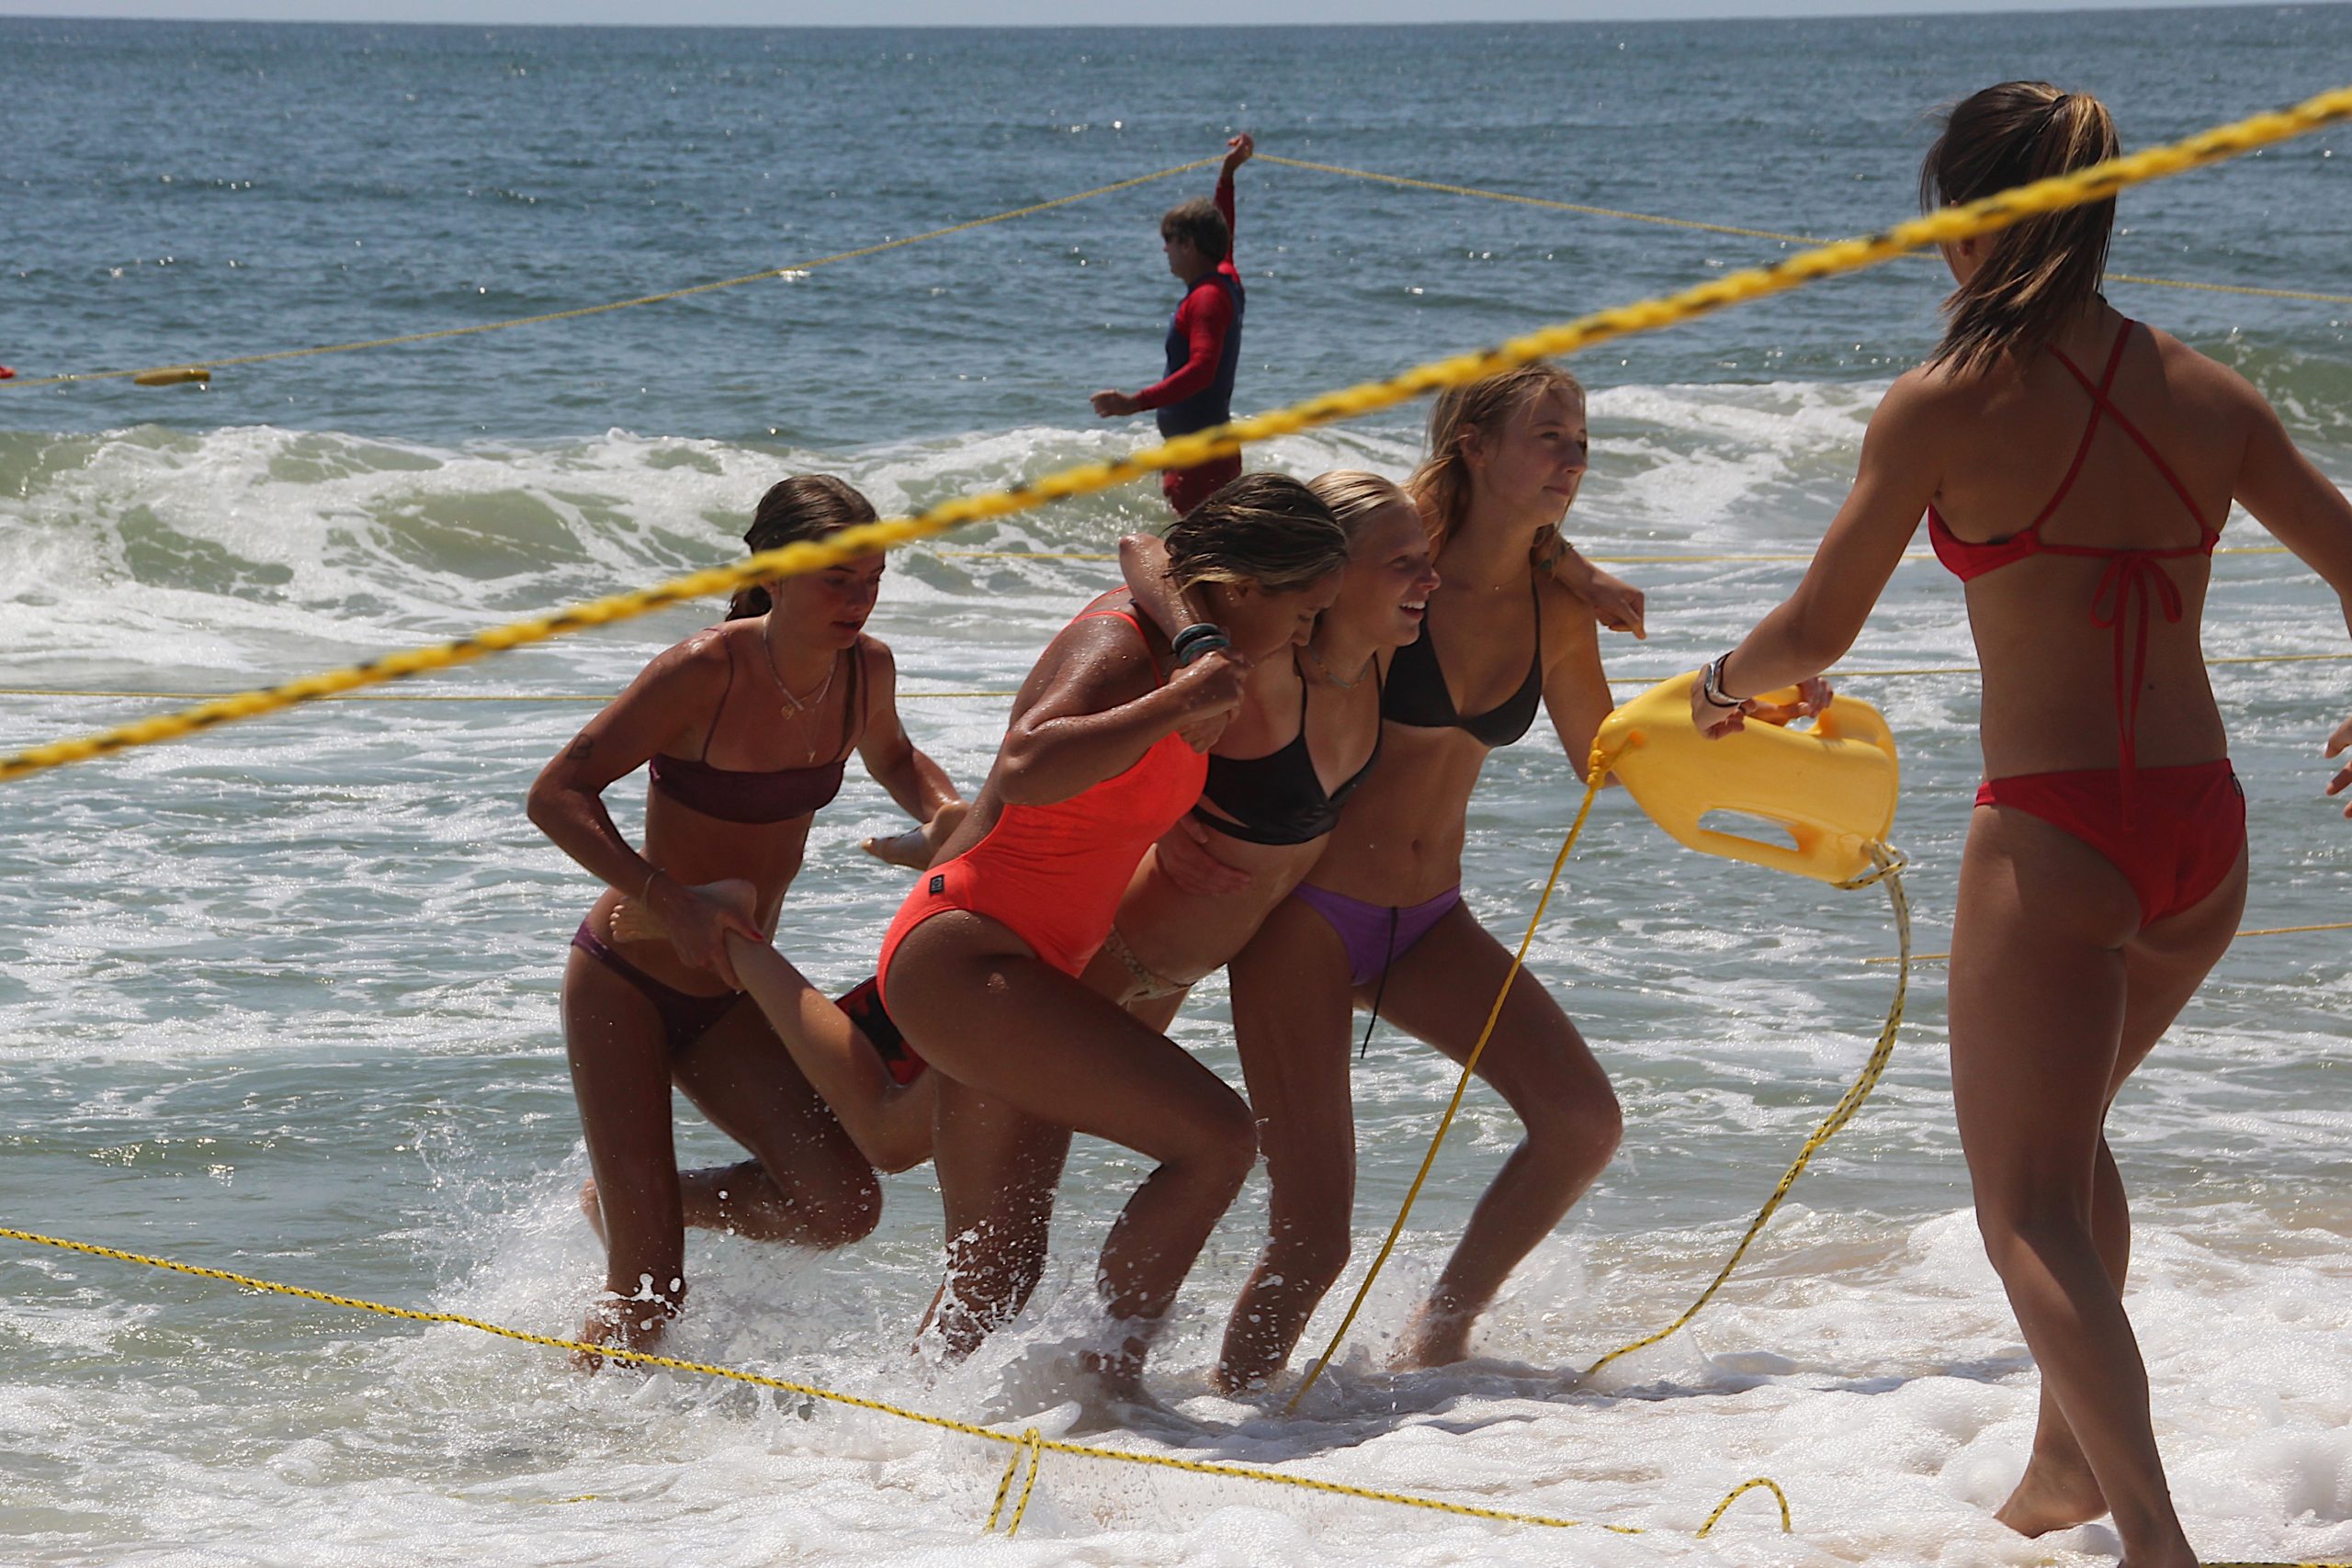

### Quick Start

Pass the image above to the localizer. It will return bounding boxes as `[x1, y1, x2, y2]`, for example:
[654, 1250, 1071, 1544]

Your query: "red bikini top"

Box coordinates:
[1926, 319, 2221, 814]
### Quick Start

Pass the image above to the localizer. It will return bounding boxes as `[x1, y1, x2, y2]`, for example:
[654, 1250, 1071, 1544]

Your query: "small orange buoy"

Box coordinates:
[0, 365, 15, 379]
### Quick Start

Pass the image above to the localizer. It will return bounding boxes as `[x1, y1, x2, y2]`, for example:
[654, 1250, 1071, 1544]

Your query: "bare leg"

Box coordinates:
[1367, 902, 1623, 1368]
[1216, 896, 1361, 1393]
[1950, 806, 2242, 1568]
[923, 1083, 1071, 1354]
[888, 911, 1258, 1393]
[673, 1000, 881, 1249]
[562, 943, 689, 1360]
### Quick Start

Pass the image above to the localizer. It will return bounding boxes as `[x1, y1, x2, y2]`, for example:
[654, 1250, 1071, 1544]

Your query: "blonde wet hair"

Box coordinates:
[1306, 469, 1413, 540]
[1406, 362, 1586, 558]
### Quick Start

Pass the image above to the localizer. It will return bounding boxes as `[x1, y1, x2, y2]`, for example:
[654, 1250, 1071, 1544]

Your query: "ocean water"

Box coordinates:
[3, 10, 2351, 1566]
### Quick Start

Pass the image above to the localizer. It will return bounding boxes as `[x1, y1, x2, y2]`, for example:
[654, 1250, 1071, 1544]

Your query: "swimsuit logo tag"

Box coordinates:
[929, 874, 944, 895]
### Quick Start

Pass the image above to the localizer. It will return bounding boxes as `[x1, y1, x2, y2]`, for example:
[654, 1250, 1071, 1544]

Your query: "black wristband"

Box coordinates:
[1699, 652, 1744, 710]
[1170, 623, 1229, 667]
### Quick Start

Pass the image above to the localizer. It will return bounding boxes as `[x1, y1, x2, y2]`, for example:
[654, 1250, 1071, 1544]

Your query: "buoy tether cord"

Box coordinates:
[0, 1225, 1788, 1542]
[1259, 154, 2352, 307]
[4, 160, 1220, 390]
[1286, 752, 1611, 1412]
[3, 83, 2346, 784]
[1584, 843, 1909, 1377]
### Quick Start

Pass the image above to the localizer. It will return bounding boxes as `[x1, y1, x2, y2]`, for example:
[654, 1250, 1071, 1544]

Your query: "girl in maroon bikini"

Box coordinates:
[1696, 84, 2352, 1568]
[529, 474, 963, 1360]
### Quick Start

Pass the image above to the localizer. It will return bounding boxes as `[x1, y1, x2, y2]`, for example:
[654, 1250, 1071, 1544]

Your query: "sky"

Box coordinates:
[0, 0, 2314, 25]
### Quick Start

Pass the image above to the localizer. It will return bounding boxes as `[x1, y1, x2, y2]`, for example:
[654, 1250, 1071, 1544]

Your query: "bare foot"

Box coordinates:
[1995, 1453, 2109, 1539]
[609, 876, 759, 945]
[1392, 1301, 1474, 1370]
[571, 1293, 674, 1373]
[578, 1178, 607, 1246]
[862, 803, 968, 871]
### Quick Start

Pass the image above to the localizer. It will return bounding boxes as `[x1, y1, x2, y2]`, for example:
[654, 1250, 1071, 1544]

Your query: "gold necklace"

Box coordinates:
[762, 632, 839, 761]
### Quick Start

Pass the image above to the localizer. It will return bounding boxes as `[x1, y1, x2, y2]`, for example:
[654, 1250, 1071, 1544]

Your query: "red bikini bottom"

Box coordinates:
[1975, 760, 2245, 928]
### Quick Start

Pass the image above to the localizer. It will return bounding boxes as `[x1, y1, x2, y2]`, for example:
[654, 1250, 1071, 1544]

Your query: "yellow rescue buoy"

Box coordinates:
[132, 367, 209, 387]
[1597, 671, 1900, 886]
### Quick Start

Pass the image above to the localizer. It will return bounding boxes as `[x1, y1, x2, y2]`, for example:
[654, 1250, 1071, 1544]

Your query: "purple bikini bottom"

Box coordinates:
[1290, 884, 1463, 988]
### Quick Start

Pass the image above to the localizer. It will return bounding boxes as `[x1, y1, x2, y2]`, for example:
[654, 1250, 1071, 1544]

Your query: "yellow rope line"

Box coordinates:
[1261, 154, 2352, 307]
[0, 162, 1218, 390]
[1585, 850, 1910, 1377]
[5, 83, 2346, 787]
[0, 1225, 1792, 1542]
[0, 687, 1018, 704]
[1697, 1477, 1792, 1538]
[1287, 761, 1610, 1411]
[937, 547, 2296, 564]
[1865, 919, 2352, 965]
[0, 652, 2336, 713]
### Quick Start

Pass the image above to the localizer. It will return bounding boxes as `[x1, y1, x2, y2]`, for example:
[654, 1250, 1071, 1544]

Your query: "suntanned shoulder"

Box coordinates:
[2143, 321, 2272, 431]
[630, 620, 735, 700]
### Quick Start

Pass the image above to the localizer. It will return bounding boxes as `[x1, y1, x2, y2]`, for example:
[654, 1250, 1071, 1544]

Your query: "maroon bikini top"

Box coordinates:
[648, 631, 861, 825]
[1926, 318, 2222, 812]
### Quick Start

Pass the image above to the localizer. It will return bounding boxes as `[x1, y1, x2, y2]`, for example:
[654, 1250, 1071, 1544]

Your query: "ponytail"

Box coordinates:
[1921, 82, 2119, 376]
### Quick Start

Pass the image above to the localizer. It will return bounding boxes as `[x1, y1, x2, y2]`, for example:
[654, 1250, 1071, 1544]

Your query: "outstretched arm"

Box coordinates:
[725, 931, 933, 1172]
[1693, 372, 1942, 737]
[1539, 533, 1646, 638]
[2233, 388, 2352, 815]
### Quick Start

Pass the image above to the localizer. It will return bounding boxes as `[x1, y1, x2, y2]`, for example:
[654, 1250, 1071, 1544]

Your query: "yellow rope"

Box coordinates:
[1696, 1477, 1792, 1538]
[0, 686, 1018, 704]
[0, 651, 2336, 714]
[937, 547, 2295, 565]
[0, 1225, 1792, 1542]
[986, 1428, 1047, 1537]
[1287, 761, 1611, 1411]
[5, 83, 2347, 787]
[1261, 154, 2352, 307]
[1, 161, 1218, 390]
[1585, 849, 1910, 1377]
[1864, 919, 2352, 966]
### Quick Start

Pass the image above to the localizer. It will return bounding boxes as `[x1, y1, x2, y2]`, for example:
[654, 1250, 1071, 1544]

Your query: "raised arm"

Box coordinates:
[1118, 532, 1212, 638]
[2232, 383, 2352, 814]
[1216, 131, 1250, 244]
[1694, 372, 1944, 736]
[526, 632, 760, 979]
[995, 612, 1243, 806]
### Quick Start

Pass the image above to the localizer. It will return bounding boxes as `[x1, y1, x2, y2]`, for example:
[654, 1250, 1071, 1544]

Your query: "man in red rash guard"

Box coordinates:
[1091, 133, 1252, 517]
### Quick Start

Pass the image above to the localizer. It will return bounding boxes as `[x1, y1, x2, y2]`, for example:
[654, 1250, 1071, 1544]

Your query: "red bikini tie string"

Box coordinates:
[2089, 550, 2187, 825]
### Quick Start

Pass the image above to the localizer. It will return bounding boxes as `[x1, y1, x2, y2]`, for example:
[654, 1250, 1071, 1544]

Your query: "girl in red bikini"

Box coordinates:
[1695, 83, 2352, 1568]
[877, 473, 1350, 1399]
[528, 475, 963, 1360]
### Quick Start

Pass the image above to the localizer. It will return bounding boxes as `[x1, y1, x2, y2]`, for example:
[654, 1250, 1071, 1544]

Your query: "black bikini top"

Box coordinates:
[1194, 655, 1382, 847]
[1379, 580, 1544, 749]
[648, 634, 860, 825]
